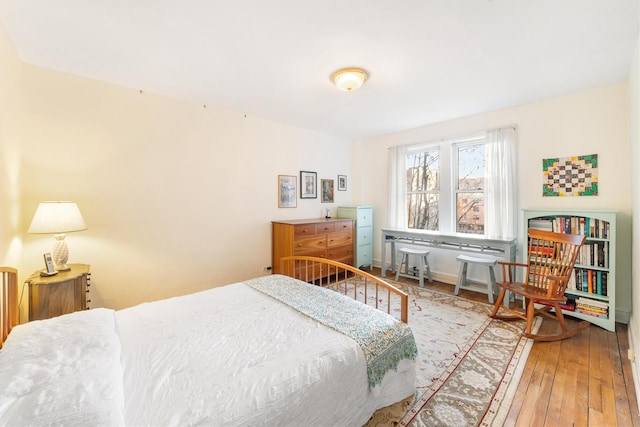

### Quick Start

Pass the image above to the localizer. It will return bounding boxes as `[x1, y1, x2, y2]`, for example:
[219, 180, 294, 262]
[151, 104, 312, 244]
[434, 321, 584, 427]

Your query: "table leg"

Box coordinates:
[381, 233, 387, 276]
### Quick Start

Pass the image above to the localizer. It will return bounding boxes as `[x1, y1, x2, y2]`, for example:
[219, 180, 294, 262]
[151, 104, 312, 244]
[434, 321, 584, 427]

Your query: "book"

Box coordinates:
[576, 297, 609, 309]
[576, 308, 608, 319]
[536, 299, 576, 311]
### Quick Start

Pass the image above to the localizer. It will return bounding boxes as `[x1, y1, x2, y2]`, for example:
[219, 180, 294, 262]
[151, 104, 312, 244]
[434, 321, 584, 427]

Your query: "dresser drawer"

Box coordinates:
[293, 235, 327, 253]
[356, 227, 372, 246]
[327, 244, 353, 260]
[327, 231, 353, 247]
[357, 244, 372, 267]
[294, 223, 317, 238]
[333, 220, 353, 232]
[357, 209, 373, 227]
[317, 222, 336, 234]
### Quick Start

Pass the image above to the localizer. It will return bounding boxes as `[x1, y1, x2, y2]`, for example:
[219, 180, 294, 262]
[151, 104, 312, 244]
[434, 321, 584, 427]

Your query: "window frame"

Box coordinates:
[453, 137, 486, 235]
[404, 134, 486, 235]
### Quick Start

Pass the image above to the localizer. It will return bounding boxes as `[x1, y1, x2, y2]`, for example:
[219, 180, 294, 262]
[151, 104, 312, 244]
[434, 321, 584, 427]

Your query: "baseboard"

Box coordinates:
[628, 318, 640, 415]
[617, 309, 632, 324]
[374, 259, 456, 281]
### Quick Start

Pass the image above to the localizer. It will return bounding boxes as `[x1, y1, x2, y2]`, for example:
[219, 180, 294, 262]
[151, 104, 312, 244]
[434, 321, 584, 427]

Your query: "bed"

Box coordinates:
[0, 257, 417, 426]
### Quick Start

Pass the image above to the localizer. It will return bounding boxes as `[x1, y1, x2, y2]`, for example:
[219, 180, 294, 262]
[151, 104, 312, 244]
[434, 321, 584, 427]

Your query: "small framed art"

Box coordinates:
[300, 171, 317, 199]
[321, 179, 334, 203]
[338, 175, 347, 191]
[278, 175, 297, 208]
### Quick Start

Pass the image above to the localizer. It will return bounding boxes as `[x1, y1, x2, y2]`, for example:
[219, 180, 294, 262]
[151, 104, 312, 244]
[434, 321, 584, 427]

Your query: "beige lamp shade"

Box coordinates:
[28, 201, 87, 271]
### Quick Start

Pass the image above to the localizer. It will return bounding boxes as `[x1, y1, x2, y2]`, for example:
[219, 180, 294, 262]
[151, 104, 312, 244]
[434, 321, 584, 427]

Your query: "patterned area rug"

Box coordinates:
[355, 280, 539, 427]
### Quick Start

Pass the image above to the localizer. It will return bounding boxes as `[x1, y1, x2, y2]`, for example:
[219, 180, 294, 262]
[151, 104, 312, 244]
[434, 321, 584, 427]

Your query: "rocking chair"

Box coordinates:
[490, 228, 589, 341]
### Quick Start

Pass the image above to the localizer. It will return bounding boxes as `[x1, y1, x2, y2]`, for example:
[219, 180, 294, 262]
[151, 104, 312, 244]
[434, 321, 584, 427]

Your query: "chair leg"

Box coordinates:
[395, 253, 405, 282]
[490, 288, 506, 317]
[424, 254, 433, 282]
[486, 266, 495, 304]
[554, 302, 568, 333]
[418, 256, 424, 287]
[454, 262, 467, 296]
[524, 298, 535, 336]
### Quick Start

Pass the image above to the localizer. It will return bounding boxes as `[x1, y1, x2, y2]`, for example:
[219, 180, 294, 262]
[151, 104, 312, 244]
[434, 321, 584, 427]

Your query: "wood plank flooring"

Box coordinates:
[372, 269, 640, 427]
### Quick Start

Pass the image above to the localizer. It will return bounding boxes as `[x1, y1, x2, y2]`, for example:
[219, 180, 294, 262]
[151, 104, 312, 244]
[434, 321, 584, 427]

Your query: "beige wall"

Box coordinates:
[14, 62, 353, 311]
[629, 27, 640, 404]
[359, 83, 633, 321]
[0, 24, 22, 267]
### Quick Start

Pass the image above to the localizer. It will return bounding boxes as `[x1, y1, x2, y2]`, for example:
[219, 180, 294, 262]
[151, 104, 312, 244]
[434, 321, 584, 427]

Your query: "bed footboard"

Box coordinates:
[1, 267, 18, 349]
[279, 256, 409, 323]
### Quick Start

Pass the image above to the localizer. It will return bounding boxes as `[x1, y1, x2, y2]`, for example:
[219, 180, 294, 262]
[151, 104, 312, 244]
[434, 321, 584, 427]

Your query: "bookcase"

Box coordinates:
[524, 209, 616, 332]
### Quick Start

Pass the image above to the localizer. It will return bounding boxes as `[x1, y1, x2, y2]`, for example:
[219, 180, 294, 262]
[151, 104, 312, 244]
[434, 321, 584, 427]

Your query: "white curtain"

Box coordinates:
[388, 145, 407, 228]
[485, 127, 518, 239]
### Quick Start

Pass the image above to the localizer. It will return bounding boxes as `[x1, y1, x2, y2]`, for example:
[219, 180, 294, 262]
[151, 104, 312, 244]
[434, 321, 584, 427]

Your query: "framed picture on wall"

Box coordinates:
[338, 175, 347, 191]
[278, 175, 297, 208]
[300, 171, 317, 199]
[321, 179, 334, 203]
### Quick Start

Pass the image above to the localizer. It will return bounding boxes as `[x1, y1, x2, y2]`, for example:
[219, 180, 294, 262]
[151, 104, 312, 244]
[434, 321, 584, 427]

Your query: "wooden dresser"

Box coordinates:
[272, 218, 355, 274]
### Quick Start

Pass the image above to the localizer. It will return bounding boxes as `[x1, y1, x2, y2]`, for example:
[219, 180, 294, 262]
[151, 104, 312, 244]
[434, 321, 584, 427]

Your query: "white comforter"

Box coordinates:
[0, 277, 416, 426]
[0, 308, 125, 426]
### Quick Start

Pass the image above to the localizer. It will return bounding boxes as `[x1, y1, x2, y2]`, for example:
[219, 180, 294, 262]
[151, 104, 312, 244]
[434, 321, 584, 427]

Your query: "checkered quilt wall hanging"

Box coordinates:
[542, 154, 598, 197]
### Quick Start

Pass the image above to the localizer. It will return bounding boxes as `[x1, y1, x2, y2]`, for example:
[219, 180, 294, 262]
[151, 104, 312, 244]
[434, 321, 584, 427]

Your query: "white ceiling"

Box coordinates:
[0, 0, 638, 139]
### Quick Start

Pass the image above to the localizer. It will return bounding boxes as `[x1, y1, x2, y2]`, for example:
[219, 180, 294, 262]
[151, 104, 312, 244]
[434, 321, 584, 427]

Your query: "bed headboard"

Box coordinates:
[0, 267, 18, 348]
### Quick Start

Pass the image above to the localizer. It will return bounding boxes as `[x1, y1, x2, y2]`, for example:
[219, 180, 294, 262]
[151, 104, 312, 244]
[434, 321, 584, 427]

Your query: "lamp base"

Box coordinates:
[55, 264, 71, 272]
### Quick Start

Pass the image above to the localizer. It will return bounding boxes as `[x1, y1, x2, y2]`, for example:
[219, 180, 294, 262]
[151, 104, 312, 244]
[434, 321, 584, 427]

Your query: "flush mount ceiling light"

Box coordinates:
[331, 68, 368, 92]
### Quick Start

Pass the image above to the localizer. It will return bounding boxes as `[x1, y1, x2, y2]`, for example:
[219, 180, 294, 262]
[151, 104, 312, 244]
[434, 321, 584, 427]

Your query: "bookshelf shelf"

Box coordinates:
[524, 209, 616, 332]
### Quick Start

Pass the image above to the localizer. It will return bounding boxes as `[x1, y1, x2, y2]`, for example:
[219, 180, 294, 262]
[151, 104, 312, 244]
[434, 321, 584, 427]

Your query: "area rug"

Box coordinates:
[345, 280, 539, 427]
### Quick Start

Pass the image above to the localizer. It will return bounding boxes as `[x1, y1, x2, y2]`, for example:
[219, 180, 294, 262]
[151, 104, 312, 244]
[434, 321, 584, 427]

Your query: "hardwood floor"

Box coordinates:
[371, 268, 640, 427]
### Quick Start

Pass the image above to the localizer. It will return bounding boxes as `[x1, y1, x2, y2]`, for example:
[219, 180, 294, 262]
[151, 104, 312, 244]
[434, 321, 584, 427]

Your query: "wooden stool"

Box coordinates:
[395, 247, 432, 287]
[454, 254, 504, 305]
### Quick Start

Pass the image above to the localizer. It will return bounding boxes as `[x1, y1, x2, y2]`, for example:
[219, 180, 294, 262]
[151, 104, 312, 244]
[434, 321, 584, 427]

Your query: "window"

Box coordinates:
[389, 127, 517, 239]
[455, 141, 485, 234]
[406, 147, 440, 230]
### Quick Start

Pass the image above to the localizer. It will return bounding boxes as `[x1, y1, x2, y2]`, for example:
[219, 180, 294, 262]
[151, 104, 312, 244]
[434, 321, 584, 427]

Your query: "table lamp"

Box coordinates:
[28, 201, 87, 271]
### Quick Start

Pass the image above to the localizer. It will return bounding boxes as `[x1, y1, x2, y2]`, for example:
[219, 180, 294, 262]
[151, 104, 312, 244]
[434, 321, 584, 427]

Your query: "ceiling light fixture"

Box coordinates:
[331, 68, 368, 92]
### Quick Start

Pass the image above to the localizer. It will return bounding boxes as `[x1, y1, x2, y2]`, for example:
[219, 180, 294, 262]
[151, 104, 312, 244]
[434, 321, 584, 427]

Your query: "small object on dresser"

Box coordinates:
[40, 253, 58, 277]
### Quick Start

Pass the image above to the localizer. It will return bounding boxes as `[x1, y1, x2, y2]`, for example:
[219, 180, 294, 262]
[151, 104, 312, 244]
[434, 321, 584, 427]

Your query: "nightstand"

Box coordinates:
[27, 263, 91, 321]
